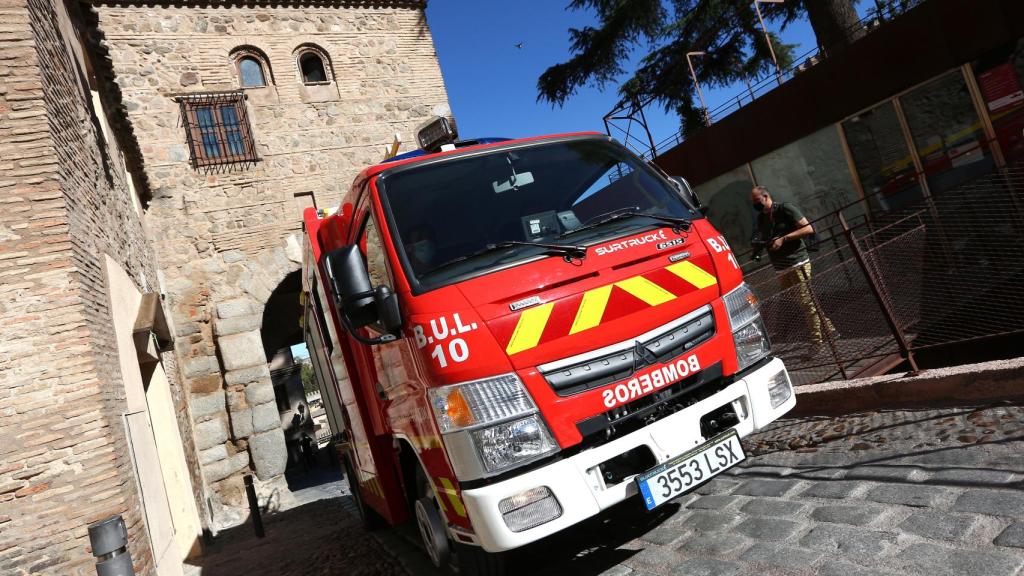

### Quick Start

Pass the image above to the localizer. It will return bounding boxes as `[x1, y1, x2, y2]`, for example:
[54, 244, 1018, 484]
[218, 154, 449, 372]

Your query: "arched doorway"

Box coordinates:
[259, 271, 324, 487]
[261, 270, 303, 361]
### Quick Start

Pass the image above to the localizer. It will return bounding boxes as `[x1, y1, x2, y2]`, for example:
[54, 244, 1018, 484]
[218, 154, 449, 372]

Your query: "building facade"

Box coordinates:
[1, 0, 185, 573]
[652, 0, 1024, 258]
[0, 0, 450, 573]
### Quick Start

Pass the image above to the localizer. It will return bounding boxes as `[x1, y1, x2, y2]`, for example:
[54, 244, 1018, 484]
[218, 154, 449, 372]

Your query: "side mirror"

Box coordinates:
[374, 286, 402, 335]
[325, 245, 402, 343]
[669, 176, 706, 215]
[325, 245, 375, 328]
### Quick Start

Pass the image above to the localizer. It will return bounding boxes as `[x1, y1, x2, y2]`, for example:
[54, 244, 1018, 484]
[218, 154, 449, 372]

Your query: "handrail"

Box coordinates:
[626, 0, 927, 160]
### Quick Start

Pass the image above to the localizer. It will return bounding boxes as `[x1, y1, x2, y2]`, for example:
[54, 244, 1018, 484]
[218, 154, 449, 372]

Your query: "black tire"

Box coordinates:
[455, 542, 507, 576]
[414, 467, 452, 568]
[343, 453, 385, 529]
[415, 496, 451, 568]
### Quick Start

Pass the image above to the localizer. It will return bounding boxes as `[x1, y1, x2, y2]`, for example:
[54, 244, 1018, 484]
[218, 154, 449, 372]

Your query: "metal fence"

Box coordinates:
[742, 163, 1024, 385]
[612, 0, 928, 160]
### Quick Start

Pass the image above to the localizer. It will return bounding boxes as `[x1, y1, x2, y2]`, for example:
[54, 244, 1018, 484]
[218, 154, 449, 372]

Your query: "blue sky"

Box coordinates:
[424, 1, 847, 149]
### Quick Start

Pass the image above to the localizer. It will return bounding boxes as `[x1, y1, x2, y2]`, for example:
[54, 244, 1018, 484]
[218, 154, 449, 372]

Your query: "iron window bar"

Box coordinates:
[176, 91, 260, 170]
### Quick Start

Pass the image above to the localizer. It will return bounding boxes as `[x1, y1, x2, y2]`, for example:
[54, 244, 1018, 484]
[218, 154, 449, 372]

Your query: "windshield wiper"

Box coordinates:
[558, 208, 691, 238]
[423, 240, 587, 276]
[488, 240, 587, 260]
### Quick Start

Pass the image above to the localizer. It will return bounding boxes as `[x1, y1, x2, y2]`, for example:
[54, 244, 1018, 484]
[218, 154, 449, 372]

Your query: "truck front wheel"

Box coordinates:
[415, 496, 450, 568]
[414, 469, 451, 568]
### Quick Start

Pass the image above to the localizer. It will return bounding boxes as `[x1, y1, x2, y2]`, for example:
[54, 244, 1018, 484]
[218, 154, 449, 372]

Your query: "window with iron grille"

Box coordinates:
[178, 92, 259, 168]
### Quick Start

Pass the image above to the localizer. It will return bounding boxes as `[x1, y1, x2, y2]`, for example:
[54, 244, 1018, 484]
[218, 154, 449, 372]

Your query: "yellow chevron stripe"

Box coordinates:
[666, 261, 718, 289]
[570, 285, 613, 334]
[430, 480, 449, 513]
[438, 477, 467, 518]
[615, 276, 676, 306]
[505, 302, 554, 355]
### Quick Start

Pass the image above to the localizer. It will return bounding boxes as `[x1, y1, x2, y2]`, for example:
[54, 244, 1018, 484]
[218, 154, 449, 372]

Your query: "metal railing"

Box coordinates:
[744, 159, 1024, 385]
[609, 0, 927, 160]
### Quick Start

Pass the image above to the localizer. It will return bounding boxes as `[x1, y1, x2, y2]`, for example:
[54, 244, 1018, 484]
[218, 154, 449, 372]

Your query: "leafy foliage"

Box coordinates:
[300, 361, 318, 396]
[539, 0, 860, 134]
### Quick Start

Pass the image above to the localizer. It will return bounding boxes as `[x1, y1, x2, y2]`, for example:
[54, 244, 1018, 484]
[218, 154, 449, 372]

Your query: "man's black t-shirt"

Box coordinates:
[756, 203, 809, 270]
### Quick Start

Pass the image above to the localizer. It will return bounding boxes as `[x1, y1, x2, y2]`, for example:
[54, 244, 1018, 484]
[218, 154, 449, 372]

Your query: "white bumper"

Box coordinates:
[460, 357, 795, 552]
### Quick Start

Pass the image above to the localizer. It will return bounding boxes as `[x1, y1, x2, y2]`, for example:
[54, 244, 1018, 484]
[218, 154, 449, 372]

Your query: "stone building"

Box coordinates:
[0, 0, 450, 573]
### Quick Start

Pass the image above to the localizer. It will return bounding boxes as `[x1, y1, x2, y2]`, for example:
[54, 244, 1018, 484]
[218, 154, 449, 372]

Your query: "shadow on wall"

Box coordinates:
[705, 179, 756, 257]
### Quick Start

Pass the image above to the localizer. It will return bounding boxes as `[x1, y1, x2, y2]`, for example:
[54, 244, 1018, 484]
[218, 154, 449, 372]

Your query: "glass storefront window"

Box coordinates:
[900, 69, 994, 194]
[694, 165, 755, 257]
[975, 38, 1024, 164]
[841, 101, 923, 212]
[749, 125, 863, 242]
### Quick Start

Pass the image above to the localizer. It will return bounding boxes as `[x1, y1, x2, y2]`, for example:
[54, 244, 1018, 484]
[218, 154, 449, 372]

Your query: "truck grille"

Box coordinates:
[577, 362, 729, 448]
[575, 362, 727, 450]
[539, 309, 715, 397]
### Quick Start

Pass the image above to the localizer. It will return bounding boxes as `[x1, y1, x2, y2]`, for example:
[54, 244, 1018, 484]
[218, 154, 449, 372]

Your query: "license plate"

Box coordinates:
[636, 430, 745, 510]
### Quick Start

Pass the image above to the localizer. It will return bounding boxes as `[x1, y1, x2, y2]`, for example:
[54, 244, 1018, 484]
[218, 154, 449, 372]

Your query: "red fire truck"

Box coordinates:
[301, 120, 795, 574]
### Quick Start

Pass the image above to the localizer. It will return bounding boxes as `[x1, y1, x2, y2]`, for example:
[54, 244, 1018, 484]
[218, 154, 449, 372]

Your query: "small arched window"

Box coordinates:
[299, 53, 328, 84]
[238, 57, 266, 88]
[294, 45, 334, 86]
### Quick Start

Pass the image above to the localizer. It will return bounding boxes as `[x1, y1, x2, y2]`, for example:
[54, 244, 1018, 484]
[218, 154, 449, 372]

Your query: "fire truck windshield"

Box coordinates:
[378, 138, 697, 291]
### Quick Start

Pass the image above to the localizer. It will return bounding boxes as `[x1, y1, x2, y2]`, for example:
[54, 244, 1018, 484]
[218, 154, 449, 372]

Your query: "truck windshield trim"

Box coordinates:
[376, 135, 698, 295]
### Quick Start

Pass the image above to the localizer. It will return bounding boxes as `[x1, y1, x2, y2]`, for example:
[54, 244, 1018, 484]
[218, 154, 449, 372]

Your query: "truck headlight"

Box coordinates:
[473, 415, 557, 474]
[429, 374, 558, 479]
[429, 374, 535, 433]
[724, 283, 771, 371]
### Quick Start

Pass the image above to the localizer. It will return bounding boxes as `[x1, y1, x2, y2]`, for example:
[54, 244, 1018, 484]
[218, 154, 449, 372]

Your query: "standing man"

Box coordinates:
[750, 185, 835, 349]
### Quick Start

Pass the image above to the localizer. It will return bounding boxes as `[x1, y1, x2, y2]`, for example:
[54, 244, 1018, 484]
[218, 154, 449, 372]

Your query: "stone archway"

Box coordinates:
[259, 270, 314, 484]
[178, 233, 305, 527]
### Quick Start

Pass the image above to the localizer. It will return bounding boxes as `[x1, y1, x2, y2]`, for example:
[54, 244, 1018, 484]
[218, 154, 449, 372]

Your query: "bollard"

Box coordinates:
[88, 515, 135, 576]
[244, 474, 265, 538]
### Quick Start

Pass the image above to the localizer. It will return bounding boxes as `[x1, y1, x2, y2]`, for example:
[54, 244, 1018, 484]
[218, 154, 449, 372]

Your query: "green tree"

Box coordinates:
[538, 0, 862, 135]
[300, 361, 318, 396]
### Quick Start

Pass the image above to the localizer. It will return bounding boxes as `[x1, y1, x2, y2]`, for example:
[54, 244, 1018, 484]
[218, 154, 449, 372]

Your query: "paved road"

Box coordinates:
[183, 467, 407, 576]
[186, 402, 1024, 575]
[504, 402, 1024, 576]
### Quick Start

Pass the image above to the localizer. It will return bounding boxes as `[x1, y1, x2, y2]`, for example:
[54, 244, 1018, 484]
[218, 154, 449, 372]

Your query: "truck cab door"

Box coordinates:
[347, 208, 396, 437]
[329, 201, 412, 525]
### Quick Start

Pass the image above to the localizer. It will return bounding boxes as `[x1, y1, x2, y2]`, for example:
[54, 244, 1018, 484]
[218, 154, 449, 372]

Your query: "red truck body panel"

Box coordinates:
[302, 133, 756, 538]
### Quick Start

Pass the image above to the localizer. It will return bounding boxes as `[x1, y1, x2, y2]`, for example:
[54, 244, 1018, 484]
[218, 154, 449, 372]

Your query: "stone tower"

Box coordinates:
[86, 0, 450, 525]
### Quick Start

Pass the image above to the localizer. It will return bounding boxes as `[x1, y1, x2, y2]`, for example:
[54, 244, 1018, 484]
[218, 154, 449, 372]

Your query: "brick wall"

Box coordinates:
[89, 0, 451, 523]
[0, 0, 164, 573]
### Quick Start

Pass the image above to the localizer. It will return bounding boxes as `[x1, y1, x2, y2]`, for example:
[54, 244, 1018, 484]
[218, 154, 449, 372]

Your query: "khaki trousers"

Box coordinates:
[778, 262, 836, 345]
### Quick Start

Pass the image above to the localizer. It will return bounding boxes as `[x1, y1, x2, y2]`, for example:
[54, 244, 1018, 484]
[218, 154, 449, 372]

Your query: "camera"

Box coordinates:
[750, 238, 767, 261]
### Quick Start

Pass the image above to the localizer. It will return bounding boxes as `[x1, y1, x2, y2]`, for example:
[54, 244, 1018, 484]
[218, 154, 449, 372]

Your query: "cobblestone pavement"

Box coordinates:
[183, 472, 408, 576]
[184, 402, 1024, 576]
[507, 401, 1024, 576]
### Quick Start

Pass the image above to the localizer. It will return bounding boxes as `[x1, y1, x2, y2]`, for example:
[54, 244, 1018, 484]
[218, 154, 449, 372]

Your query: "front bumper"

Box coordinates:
[460, 357, 795, 552]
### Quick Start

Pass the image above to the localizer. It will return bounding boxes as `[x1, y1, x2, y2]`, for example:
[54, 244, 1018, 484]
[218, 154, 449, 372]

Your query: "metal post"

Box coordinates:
[635, 99, 658, 157]
[88, 515, 135, 576]
[839, 213, 919, 373]
[961, 63, 1006, 168]
[892, 94, 956, 270]
[754, 0, 784, 85]
[686, 51, 710, 126]
[891, 96, 931, 198]
[244, 474, 265, 538]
